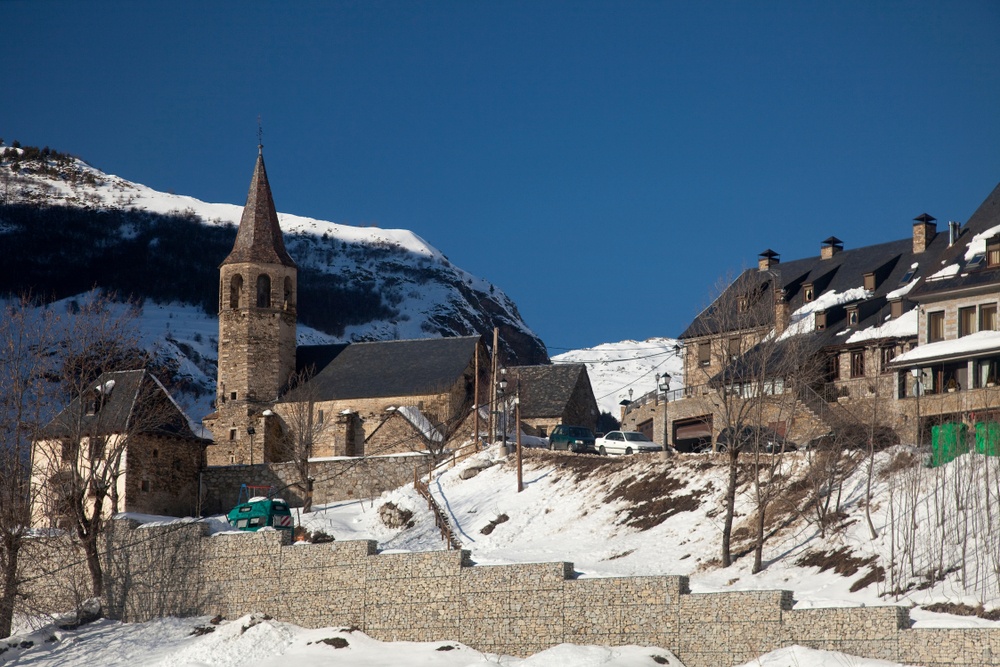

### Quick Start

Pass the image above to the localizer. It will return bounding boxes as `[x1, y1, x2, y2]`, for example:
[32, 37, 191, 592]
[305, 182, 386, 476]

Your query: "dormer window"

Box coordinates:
[848, 308, 859, 326]
[863, 272, 876, 291]
[804, 284, 815, 302]
[988, 236, 1000, 268]
[890, 300, 903, 319]
[815, 311, 827, 331]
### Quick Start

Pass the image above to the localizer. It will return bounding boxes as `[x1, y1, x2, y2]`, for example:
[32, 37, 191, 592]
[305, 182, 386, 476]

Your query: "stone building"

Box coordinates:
[507, 364, 599, 436]
[623, 180, 1000, 451]
[201, 148, 493, 467]
[31, 369, 208, 526]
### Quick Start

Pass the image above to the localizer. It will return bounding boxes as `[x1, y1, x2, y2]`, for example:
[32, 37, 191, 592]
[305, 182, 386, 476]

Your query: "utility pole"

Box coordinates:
[516, 376, 523, 492]
[473, 344, 480, 448]
[489, 328, 499, 444]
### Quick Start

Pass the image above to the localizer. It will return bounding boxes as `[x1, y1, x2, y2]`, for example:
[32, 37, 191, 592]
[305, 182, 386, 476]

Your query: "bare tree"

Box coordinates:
[0, 296, 59, 637]
[690, 271, 825, 568]
[277, 368, 332, 513]
[30, 293, 171, 600]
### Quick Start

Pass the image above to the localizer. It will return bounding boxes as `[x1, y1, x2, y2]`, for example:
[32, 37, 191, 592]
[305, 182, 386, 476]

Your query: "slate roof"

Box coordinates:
[41, 369, 199, 440]
[508, 364, 590, 419]
[679, 227, 951, 349]
[285, 336, 482, 402]
[908, 181, 1000, 300]
[221, 148, 296, 268]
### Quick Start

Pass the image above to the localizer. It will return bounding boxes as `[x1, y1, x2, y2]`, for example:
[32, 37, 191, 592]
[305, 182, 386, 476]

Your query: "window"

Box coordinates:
[229, 428, 237, 441]
[988, 236, 1000, 268]
[968, 253, 986, 269]
[848, 309, 859, 326]
[141, 480, 151, 493]
[815, 311, 827, 331]
[88, 436, 105, 461]
[863, 272, 876, 291]
[959, 306, 976, 337]
[826, 355, 840, 381]
[317, 409, 324, 424]
[283, 276, 294, 307]
[981, 304, 998, 331]
[230, 391, 237, 400]
[899, 266, 917, 285]
[880, 347, 895, 373]
[229, 274, 243, 309]
[698, 342, 710, 366]
[804, 285, 815, 302]
[928, 311, 945, 343]
[850, 350, 865, 378]
[890, 300, 903, 320]
[256, 274, 271, 308]
[728, 337, 740, 359]
[152, 448, 158, 458]
[61, 440, 78, 464]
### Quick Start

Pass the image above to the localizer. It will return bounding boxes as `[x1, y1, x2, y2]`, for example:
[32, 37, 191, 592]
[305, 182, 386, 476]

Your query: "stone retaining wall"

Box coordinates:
[17, 521, 997, 666]
[200, 454, 432, 514]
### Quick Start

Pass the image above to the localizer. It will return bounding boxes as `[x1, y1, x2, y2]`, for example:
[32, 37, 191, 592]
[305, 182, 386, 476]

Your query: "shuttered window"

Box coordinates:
[928, 311, 945, 343]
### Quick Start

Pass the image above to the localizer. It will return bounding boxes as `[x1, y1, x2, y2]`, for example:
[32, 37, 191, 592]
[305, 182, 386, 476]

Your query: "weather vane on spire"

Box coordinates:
[257, 115, 263, 154]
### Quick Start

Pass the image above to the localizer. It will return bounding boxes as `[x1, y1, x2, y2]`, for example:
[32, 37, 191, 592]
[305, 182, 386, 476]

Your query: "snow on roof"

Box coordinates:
[395, 405, 444, 442]
[844, 309, 918, 344]
[965, 223, 1000, 260]
[926, 263, 960, 281]
[777, 287, 870, 341]
[892, 330, 1000, 366]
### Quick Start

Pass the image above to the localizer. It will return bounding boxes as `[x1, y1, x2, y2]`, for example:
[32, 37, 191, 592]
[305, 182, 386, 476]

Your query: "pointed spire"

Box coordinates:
[222, 149, 296, 268]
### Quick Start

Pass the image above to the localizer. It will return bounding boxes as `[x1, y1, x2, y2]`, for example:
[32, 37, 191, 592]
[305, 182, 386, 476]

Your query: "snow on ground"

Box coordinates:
[553, 338, 683, 416]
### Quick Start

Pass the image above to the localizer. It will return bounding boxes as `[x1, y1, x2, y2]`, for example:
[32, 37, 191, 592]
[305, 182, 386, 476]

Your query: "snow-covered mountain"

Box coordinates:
[553, 337, 683, 416]
[0, 143, 547, 365]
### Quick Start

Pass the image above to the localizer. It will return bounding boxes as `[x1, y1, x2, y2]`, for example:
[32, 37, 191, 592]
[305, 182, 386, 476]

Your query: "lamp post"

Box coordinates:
[247, 425, 256, 465]
[910, 368, 923, 448]
[498, 368, 508, 453]
[515, 377, 523, 492]
[658, 373, 671, 449]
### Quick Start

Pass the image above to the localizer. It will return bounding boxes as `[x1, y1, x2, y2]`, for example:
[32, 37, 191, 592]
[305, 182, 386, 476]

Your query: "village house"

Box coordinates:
[622, 181, 1000, 453]
[507, 363, 599, 437]
[30, 369, 208, 527]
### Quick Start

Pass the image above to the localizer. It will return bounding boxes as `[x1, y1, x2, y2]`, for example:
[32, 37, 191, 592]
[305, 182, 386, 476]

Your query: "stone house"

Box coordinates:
[31, 369, 208, 527]
[275, 335, 490, 457]
[507, 364, 599, 437]
[623, 180, 1000, 451]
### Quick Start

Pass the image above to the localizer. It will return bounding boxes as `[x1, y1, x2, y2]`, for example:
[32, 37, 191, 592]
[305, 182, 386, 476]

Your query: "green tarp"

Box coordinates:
[976, 421, 1000, 456]
[930, 422, 969, 467]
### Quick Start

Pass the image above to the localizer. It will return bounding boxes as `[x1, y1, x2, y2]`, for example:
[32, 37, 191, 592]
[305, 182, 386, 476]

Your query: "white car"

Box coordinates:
[595, 431, 663, 455]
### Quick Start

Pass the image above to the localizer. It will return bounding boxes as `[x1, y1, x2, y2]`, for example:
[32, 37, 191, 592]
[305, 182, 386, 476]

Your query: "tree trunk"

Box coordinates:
[304, 477, 314, 514]
[82, 532, 104, 599]
[752, 502, 765, 574]
[721, 449, 739, 567]
[0, 533, 20, 639]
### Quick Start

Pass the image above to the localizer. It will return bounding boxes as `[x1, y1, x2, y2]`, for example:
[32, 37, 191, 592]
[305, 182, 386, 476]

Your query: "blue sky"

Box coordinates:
[4, 1, 999, 354]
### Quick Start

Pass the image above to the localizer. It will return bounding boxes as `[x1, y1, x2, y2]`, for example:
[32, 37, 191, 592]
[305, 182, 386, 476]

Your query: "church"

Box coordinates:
[201, 147, 491, 467]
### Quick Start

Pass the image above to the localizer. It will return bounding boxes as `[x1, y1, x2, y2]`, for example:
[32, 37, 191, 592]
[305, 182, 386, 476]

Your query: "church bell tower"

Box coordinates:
[205, 146, 297, 465]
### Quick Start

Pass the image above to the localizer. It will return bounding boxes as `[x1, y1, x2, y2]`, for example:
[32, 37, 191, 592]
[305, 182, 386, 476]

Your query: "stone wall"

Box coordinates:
[17, 523, 998, 666]
[200, 454, 432, 514]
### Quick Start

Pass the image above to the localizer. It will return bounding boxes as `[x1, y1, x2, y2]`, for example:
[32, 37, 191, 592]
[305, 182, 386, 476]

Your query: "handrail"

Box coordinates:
[414, 477, 462, 550]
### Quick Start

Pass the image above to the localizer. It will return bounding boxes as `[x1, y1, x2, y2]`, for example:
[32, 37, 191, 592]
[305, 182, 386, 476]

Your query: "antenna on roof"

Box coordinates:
[257, 115, 263, 155]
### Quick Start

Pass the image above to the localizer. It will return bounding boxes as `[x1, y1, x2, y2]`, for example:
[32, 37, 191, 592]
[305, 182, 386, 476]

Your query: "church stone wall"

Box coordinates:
[14, 524, 995, 666]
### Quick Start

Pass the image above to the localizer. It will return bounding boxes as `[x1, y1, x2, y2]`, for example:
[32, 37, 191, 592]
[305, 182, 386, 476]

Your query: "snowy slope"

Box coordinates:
[553, 338, 683, 416]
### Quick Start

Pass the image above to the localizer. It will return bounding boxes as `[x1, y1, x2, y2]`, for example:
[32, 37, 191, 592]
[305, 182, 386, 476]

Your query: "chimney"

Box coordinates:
[913, 213, 937, 254]
[758, 249, 780, 272]
[821, 236, 843, 260]
[774, 290, 790, 334]
[948, 220, 960, 247]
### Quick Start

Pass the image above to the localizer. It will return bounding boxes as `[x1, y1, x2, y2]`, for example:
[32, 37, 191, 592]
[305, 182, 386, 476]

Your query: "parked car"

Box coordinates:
[716, 426, 797, 453]
[548, 425, 598, 454]
[595, 431, 663, 455]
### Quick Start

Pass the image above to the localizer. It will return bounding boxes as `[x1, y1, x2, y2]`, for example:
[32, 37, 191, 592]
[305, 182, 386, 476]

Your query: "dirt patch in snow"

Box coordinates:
[796, 546, 885, 592]
[605, 469, 710, 531]
[922, 602, 1000, 620]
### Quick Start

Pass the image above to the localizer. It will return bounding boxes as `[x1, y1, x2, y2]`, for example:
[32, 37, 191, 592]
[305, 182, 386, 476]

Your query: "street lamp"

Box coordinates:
[658, 373, 671, 448]
[498, 368, 508, 452]
[247, 425, 256, 465]
[910, 368, 924, 448]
